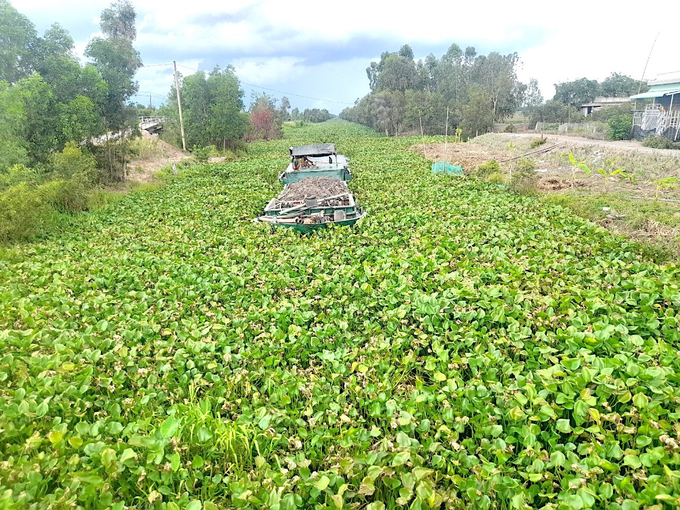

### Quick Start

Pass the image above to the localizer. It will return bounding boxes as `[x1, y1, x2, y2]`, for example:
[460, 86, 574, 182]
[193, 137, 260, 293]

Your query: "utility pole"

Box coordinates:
[173, 61, 187, 151]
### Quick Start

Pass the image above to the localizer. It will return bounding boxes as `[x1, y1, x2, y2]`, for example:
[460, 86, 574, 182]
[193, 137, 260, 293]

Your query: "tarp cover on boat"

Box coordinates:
[290, 143, 336, 157]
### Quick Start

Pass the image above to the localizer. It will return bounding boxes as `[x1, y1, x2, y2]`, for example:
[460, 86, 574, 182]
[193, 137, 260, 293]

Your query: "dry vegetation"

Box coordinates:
[415, 133, 680, 258]
[127, 131, 190, 184]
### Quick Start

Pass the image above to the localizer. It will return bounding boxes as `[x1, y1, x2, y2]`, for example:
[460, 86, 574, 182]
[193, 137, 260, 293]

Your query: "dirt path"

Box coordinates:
[507, 133, 680, 158]
[126, 131, 190, 184]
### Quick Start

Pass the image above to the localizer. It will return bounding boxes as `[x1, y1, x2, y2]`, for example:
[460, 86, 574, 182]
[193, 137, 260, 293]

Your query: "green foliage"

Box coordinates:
[0, 182, 53, 242]
[473, 158, 500, 179]
[0, 0, 38, 83]
[460, 85, 494, 138]
[600, 72, 647, 97]
[167, 67, 248, 149]
[529, 137, 547, 149]
[486, 172, 506, 184]
[652, 176, 679, 199]
[553, 77, 600, 107]
[504, 124, 517, 133]
[508, 158, 537, 194]
[530, 100, 581, 127]
[49, 141, 97, 180]
[568, 152, 591, 184]
[344, 44, 525, 136]
[607, 113, 633, 140]
[2, 121, 680, 509]
[191, 145, 216, 163]
[642, 136, 678, 150]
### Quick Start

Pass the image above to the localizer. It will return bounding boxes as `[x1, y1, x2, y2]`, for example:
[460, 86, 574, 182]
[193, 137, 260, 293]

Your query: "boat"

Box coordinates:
[256, 176, 366, 233]
[279, 143, 352, 184]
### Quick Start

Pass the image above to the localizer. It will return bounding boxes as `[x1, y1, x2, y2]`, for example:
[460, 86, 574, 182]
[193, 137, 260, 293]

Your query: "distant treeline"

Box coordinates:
[340, 44, 649, 139]
[340, 44, 527, 137]
[529, 74, 648, 129]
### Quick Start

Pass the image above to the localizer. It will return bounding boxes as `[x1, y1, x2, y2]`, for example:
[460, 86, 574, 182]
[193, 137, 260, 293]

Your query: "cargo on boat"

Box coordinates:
[279, 143, 352, 184]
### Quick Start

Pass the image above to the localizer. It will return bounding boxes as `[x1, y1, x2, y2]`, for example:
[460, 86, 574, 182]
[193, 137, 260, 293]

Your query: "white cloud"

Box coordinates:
[14, 0, 680, 112]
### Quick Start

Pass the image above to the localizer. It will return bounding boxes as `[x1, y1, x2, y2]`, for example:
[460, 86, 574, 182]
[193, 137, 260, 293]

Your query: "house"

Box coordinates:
[630, 76, 680, 141]
[580, 96, 631, 116]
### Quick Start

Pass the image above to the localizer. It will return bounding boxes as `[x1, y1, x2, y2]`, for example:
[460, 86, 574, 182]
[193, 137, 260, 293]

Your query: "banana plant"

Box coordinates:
[652, 176, 679, 200]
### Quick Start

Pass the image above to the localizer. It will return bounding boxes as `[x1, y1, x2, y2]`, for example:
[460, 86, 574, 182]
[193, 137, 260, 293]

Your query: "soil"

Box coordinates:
[126, 131, 189, 184]
[415, 142, 510, 171]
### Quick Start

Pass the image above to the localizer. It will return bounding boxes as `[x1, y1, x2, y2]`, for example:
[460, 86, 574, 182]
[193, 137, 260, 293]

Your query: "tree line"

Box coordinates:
[0, 0, 332, 243]
[340, 44, 527, 137]
[528, 73, 648, 129]
[0, 0, 143, 242]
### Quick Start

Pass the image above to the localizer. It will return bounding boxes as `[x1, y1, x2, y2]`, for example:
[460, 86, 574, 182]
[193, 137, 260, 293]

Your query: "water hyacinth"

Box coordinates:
[1, 120, 680, 509]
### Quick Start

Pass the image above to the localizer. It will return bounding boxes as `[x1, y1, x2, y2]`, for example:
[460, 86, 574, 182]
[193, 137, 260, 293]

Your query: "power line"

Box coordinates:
[240, 81, 353, 106]
[134, 91, 167, 98]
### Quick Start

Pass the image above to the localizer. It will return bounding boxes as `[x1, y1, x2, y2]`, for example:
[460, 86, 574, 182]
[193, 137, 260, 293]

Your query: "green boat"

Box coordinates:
[257, 207, 366, 233]
[279, 143, 352, 184]
[257, 176, 366, 232]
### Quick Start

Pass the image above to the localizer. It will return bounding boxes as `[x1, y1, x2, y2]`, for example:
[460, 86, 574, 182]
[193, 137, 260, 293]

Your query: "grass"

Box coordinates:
[543, 191, 680, 260]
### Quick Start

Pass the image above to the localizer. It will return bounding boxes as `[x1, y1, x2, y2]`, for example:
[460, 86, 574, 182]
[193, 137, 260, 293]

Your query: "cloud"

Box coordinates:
[15, 0, 680, 114]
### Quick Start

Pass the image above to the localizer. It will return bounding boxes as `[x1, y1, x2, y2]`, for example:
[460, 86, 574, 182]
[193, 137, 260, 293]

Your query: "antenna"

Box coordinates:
[638, 32, 660, 94]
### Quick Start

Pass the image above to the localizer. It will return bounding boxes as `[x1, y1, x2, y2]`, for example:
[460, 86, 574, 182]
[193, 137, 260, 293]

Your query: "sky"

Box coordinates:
[13, 0, 680, 115]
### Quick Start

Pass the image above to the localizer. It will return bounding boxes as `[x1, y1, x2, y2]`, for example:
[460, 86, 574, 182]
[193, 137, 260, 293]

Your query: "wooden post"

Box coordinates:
[173, 61, 187, 151]
[419, 113, 426, 159]
[444, 106, 449, 160]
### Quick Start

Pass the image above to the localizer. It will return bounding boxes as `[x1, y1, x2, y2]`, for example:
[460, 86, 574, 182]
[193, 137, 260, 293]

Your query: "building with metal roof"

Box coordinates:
[630, 76, 680, 141]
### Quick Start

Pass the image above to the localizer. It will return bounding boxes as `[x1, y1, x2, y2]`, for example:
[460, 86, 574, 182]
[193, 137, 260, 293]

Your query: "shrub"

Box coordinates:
[474, 159, 500, 180]
[0, 164, 39, 189]
[0, 183, 53, 243]
[504, 124, 517, 133]
[509, 158, 538, 195]
[642, 136, 677, 150]
[129, 137, 159, 159]
[41, 175, 93, 213]
[607, 114, 633, 141]
[530, 137, 547, 149]
[50, 142, 98, 181]
[191, 145, 217, 163]
[487, 172, 506, 185]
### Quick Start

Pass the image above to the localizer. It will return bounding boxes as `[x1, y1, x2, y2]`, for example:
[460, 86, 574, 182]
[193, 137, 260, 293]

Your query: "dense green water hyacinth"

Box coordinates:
[1, 120, 680, 509]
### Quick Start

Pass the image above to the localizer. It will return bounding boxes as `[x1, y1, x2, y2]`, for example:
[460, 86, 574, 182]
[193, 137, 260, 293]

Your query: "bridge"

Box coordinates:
[139, 116, 167, 134]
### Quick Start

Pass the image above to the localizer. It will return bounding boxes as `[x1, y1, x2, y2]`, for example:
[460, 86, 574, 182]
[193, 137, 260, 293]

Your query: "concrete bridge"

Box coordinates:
[139, 116, 167, 134]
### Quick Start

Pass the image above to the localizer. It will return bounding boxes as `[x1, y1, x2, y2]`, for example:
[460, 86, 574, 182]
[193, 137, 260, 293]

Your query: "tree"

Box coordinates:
[398, 44, 414, 60]
[99, 0, 137, 40]
[17, 74, 58, 164]
[32, 24, 82, 103]
[600, 72, 647, 97]
[0, 80, 28, 170]
[249, 93, 281, 140]
[553, 78, 600, 107]
[58, 95, 102, 145]
[166, 66, 248, 149]
[460, 85, 494, 138]
[85, 0, 141, 133]
[278, 96, 291, 121]
[85, 0, 142, 180]
[0, 0, 38, 83]
[529, 99, 580, 127]
[205, 67, 248, 149]
[376, 54, 418, 93]
[472, 52, 524, 122]
[522, 78, 543, 114]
